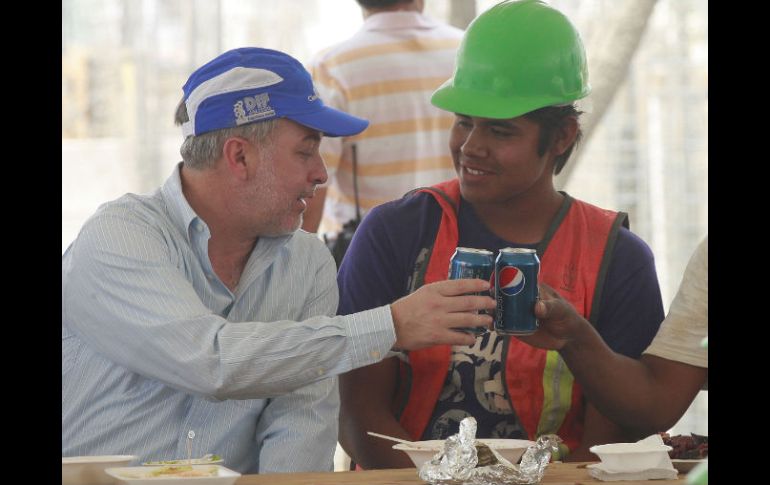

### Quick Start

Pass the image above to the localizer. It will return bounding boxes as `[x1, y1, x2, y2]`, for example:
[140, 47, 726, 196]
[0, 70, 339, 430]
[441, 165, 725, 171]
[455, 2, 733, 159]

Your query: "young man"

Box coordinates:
[62, 47, 494, 473]
[336, 0, 664, 468]
[303, 0, 463, 246]
[526, 236, 708, 436]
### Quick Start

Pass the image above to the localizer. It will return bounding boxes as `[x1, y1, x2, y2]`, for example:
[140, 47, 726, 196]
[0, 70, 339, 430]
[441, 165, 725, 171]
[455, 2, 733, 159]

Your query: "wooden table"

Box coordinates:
[236, 462, 686, 484]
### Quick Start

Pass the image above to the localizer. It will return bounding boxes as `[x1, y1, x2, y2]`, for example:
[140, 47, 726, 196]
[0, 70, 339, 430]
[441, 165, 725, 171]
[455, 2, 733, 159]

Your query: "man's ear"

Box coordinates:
[551, 116, 579, 157]
[222, 136, 250, 180]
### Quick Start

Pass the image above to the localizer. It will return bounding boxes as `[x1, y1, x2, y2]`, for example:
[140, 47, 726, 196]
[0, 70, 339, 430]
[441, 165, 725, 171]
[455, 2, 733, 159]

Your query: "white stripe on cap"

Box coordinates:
[182, 66, 284, 137]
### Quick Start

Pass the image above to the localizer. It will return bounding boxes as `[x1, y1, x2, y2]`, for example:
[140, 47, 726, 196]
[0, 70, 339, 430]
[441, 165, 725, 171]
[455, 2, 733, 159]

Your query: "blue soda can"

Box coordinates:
[494, 248, 540, 335]
[448, 247, 494, 336]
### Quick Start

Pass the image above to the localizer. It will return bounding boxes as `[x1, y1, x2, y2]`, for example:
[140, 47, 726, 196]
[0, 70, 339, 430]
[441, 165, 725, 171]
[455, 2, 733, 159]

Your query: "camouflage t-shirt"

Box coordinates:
[420, 330, 527, 440]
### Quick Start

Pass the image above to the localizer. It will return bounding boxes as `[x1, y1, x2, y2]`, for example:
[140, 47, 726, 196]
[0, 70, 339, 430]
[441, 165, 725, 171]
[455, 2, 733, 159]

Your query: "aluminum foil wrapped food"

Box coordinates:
[418, 417, 560, 485]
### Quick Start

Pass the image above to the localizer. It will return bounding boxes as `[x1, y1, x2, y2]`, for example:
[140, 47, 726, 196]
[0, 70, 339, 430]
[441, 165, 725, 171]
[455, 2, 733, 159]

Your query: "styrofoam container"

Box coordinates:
[589, 442, 673, 471]
[393, 438, 534, 469]
[62, 455, 137, 485]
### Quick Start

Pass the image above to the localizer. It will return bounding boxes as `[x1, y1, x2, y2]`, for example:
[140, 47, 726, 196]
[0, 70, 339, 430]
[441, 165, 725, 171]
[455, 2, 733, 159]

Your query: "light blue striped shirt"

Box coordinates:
[62, 163, 396, 473]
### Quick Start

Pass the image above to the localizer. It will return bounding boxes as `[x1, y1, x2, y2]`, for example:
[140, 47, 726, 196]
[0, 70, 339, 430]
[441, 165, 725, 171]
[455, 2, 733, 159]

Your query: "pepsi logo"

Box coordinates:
[498, 266, 525, 296]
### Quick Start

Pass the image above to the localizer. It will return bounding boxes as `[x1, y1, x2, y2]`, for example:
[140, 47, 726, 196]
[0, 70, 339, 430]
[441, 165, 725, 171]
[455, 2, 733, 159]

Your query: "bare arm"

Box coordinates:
[301, 186, 327, 233]
[562, 331, 706, 435]
[566, 403, 639, 461]
[339, 357, 416, 469]
[520, 283, 707, 435]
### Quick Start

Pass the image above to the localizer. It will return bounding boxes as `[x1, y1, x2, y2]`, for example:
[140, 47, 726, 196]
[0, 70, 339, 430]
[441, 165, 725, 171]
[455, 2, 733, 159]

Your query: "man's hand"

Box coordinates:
[517, 282, 590, 350]
[389, 279, 495, 349]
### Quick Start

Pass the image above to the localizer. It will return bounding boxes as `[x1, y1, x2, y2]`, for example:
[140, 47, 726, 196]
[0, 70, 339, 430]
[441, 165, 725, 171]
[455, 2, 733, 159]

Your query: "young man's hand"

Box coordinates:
[517, 282, 590, 350]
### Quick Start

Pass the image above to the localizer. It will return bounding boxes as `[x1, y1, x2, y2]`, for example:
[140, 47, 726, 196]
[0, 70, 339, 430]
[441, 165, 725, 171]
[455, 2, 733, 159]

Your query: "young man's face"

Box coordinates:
[449, 114, 554, 206]
[247, 119, 327, 236]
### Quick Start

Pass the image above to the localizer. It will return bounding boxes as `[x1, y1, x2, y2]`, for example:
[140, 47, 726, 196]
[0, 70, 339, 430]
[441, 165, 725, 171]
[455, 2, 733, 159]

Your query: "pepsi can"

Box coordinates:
[448, 247, 494, 336]
[494, 248, 540, 335]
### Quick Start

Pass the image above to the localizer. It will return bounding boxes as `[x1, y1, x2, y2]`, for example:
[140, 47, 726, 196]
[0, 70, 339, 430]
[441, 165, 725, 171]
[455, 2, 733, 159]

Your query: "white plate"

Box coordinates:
[62, 455, 137, 485]
[589, 442, 672, 472]
[105, 465, 240, 484]
[672, 458, 705, 473]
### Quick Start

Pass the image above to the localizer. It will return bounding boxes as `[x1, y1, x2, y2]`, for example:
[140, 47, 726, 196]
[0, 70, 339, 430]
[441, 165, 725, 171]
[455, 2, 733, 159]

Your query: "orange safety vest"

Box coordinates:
[393, 179, 628, 459]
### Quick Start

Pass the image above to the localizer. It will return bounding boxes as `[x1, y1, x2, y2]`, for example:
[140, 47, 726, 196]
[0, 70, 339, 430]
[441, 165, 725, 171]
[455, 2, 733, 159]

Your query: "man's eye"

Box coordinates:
[456, 120, 472, 128]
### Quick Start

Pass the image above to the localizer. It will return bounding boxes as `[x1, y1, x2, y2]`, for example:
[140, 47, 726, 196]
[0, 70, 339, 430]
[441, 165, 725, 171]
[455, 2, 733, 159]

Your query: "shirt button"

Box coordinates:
[371, 351, 381, 359]
[206, 273, 214, 280]
[196, 222, 204, 232]
[317, 368, 324, 376]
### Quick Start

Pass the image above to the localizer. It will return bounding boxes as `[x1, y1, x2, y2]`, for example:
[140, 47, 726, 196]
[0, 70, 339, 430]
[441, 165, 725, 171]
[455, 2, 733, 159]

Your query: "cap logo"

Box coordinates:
[233, 93, 275, 125]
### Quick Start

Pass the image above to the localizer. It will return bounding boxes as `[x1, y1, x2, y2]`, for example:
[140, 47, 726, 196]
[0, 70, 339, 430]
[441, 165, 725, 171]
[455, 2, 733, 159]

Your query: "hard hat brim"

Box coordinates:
[431, 79, 589, 120]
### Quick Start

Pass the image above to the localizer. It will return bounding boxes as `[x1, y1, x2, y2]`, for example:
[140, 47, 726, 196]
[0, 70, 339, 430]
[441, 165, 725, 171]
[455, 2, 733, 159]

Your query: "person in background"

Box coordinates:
[524, 236, 708, 436]
[302, 0, 463, 245]
[335, 0, 665, 468]
[62, 47, 495, 474]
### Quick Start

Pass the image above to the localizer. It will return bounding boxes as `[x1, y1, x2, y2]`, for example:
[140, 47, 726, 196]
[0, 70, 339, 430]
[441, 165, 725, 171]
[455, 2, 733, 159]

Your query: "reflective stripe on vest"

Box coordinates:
[540, 350, 574, 460]
[540, 350, 574, 436]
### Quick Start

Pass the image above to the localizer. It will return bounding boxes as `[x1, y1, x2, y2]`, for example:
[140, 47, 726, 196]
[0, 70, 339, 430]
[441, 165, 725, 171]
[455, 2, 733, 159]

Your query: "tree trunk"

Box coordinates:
[448, 0, 476, 29]
[556, 0, 659, 189]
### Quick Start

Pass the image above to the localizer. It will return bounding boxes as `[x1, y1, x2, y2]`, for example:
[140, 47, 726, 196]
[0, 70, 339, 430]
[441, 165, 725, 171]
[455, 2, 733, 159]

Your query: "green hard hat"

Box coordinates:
[432, 0, 590, 119]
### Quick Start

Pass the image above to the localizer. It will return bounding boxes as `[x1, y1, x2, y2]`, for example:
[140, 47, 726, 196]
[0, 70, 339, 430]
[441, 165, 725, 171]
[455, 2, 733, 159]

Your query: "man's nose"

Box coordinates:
[311, 153, 328, 185]
[461, 127, 488, 159]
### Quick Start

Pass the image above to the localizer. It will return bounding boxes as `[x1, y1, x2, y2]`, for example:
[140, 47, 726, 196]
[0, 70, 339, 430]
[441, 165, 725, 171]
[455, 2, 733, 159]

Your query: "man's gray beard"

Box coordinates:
[259, 211, 303, 237]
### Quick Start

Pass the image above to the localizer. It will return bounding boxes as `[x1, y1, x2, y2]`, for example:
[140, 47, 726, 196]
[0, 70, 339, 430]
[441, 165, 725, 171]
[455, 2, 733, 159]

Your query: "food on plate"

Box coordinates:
[151, 466, 217, 477]
[118, 465, 218, 478]
[475, 443, 500, 467]
[143, 454, 222, 466]
[660, 432, 708, 459]
[422, 442, 502, 468]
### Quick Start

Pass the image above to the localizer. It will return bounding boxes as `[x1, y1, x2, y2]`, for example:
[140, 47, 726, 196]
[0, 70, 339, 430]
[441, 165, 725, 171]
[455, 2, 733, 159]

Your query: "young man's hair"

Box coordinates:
[174, 98, 276, 170]
[524, 104, 583, 175]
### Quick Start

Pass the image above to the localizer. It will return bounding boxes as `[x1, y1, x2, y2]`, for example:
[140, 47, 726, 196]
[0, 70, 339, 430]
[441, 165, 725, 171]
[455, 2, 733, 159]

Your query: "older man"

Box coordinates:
[62, 47, 494, 474]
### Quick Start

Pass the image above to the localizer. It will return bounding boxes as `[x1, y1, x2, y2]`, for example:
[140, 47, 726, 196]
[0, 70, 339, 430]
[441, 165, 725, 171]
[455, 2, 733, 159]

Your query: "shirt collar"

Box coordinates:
[362, 11, 441, 32]
[161, 162, 204, 241]
[160, 161, 297, 266]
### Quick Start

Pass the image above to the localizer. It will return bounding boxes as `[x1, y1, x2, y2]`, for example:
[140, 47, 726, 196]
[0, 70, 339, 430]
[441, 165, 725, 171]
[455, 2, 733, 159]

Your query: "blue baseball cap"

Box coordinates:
[181, 47, 368, 138]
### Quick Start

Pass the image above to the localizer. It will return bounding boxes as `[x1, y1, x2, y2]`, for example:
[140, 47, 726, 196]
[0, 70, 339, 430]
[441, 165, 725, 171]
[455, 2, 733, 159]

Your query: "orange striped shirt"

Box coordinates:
[308, 11, 463, 236]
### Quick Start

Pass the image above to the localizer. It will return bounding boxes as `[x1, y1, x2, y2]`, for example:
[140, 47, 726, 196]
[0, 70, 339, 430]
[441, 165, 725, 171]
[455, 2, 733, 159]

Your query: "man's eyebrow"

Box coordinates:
[483, 119, 517, 129]
[455, 114, 518, 130]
